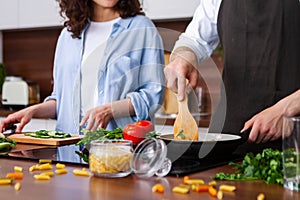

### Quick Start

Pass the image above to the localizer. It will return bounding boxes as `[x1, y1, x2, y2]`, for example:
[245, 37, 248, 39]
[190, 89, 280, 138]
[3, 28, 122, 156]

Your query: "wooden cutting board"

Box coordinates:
[7, 133, 83, 146]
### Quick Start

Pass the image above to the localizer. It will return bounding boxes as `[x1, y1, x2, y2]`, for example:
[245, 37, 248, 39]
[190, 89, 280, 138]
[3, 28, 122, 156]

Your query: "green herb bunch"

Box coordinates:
[213, 148, 284, 185]
[76, 128, 123, 146]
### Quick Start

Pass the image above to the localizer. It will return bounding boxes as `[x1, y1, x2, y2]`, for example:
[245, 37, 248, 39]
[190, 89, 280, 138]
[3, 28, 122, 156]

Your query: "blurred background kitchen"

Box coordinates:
[0, 0, 223, 130]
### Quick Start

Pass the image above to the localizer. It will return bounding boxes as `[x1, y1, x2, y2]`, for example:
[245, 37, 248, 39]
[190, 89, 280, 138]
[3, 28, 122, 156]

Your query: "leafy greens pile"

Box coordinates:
[213, 148, 284, 185]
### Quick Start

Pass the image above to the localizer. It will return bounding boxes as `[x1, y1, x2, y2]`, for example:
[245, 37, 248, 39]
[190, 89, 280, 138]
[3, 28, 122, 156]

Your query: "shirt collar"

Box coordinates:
[80, 17, 133, 38]
[115, 17, 133, 29]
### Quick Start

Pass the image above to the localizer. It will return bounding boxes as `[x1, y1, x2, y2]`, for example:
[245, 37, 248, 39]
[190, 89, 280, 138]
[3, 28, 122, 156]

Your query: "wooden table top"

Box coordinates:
[0, 145, 299, 200]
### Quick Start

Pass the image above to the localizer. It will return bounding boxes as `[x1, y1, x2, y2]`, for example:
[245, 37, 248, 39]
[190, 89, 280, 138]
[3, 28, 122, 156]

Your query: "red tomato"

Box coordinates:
[123, 120, 154, 145]
[134, 120, 154, 134]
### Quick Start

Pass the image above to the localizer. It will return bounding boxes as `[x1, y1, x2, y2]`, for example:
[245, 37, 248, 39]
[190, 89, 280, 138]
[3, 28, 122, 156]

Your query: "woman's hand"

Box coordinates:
[0, 107, 35, 133]
[0, 100, 56, 133]
[80, 99, 135, 131]
[80, 104, 113, 131]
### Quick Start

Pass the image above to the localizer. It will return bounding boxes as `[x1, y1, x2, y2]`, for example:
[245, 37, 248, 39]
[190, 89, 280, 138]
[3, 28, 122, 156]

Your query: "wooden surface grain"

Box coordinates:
[0, 155, 299, 200]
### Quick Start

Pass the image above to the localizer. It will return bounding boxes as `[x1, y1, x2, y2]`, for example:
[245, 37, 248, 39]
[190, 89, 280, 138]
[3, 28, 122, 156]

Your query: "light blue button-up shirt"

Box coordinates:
[45, 15, 165, 134]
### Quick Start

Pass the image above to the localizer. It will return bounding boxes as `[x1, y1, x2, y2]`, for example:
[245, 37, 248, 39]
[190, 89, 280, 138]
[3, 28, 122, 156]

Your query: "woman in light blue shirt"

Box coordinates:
[0, 0, 165, 135]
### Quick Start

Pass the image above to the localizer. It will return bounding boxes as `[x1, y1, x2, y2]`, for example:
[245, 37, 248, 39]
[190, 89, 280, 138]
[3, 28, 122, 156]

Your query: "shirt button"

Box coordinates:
[99, 90, 103, 94]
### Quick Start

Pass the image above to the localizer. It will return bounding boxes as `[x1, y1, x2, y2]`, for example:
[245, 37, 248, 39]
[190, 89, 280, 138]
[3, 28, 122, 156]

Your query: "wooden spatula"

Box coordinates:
[173, 90, 199, 141]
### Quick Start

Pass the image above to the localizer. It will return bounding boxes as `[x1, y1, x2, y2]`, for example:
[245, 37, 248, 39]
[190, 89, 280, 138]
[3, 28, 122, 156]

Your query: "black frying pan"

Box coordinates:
[159, 132, 246, 162]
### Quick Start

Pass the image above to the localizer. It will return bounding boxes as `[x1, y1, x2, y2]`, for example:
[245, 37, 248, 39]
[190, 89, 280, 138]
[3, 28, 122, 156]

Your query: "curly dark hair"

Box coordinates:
[57, 0, 144, 38]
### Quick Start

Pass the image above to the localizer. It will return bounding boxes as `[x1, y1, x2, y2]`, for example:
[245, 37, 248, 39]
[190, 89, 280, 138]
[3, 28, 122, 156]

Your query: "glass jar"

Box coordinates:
[89, 138, 172, 178]
[89, 140, 133, 178]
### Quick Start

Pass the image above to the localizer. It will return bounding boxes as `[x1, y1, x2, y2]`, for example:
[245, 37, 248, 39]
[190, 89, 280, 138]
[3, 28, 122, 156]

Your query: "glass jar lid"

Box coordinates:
[130, 138, 171, 178]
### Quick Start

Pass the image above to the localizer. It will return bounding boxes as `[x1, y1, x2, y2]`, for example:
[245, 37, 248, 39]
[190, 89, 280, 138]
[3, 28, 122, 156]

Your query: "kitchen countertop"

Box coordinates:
[0, 153, 299, 200]
[0, 142, 299, 200]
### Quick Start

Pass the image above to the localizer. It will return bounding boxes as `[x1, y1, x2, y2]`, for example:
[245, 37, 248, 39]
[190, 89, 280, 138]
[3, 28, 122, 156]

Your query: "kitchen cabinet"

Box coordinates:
[19, 0, 63, 29]
[141, 0, 200, 20]
[0, 0, 200, 30]
[0, 0, 63, 30]
[0, 0, 19, 30]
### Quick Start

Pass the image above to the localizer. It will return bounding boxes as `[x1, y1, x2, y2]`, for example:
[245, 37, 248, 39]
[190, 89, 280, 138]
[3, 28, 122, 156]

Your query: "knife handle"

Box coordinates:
[3, 124, 17, 135]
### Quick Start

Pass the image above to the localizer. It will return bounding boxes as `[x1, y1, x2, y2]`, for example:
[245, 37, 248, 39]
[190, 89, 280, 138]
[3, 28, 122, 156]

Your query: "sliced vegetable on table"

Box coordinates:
[25, 130, 71, 139]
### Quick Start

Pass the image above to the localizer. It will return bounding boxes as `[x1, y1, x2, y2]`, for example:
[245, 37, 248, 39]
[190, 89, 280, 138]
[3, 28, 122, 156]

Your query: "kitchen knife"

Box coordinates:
[1, 124, 17, 138]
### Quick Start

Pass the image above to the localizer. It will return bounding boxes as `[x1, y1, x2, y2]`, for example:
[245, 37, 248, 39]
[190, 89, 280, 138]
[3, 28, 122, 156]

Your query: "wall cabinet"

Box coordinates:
[141, 0, 200, 20]
[0, 0, 63, 30]
[19, 0, 63, 29]
[0, 0, 200, 30]
[0, 0, 19, 30]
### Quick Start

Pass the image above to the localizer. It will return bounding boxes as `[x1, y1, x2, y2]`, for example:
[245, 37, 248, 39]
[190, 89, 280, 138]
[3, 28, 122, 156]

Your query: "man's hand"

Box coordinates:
[241, 89, 300, 143]
[164, 47, 200, 101]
